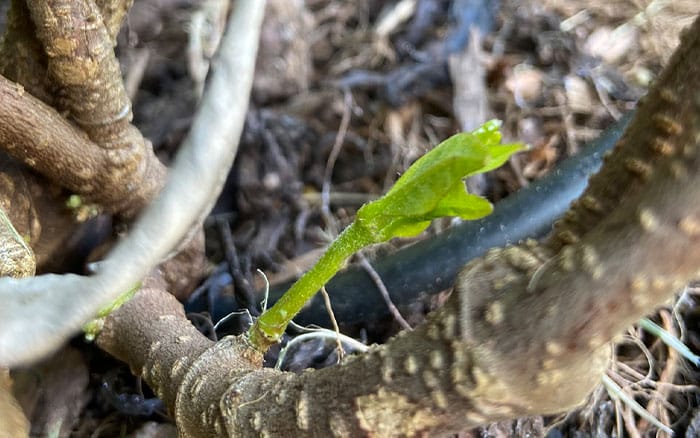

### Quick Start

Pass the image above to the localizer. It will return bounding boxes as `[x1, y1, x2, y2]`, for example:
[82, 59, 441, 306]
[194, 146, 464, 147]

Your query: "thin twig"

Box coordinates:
[640, 310, 679, 435]
[603, 372, 673, 436]
[320, 286, 344, 362]
[321, 90, 352, 235]
[217, 217, 258, 315]
[357, 252, 412, 331]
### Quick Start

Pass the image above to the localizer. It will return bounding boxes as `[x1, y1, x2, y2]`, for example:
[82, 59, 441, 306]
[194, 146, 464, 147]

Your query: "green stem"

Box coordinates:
[248, 221, 375, 351]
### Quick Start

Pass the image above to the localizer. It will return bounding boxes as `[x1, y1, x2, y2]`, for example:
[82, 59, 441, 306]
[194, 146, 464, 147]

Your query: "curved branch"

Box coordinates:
[100, 13, 700, 437]
[0, 75, 165, 213]
[0, 0, 265, 367]
[27, 0, 131, 144]
[26, 0, 165, 216]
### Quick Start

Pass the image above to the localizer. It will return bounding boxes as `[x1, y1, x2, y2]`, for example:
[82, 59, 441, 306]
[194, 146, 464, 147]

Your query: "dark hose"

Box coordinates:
[190, 114, 632, 338]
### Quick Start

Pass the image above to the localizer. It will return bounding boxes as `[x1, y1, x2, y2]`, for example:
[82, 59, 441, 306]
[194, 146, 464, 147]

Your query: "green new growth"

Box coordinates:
[248, 120, 525, 351]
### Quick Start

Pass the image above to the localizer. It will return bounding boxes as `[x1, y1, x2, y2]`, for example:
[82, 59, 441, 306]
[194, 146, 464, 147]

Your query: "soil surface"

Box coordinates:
[6, 0, 700, 436]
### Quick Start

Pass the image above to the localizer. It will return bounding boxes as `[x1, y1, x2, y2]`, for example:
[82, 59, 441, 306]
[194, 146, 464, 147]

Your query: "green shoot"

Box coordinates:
[247, 120, 525, 351]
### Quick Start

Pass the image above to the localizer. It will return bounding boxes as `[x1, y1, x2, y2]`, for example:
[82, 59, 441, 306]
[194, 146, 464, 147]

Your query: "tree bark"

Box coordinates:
[24, 0, 166, 217]
[95, 13, 700, 438]
[0, 0, 263, 367]
[0, 75, 165, 215]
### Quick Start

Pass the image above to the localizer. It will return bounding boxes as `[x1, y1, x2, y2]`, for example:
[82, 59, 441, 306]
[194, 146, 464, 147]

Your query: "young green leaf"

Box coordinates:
[355, 119, 525, 242]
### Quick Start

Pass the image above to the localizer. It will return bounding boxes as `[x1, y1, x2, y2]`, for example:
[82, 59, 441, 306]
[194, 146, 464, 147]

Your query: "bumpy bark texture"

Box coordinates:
[0, 0, 260, 367]
[95, 14, 700, 437]
[94, 0, 133, 43]
[0, 212, 35, 437]
[0, 0, 166, 217]
[26, 0, 166, 216]
[0, 0, 180, 284]
[2, 0, 205, 293]
[0, 154, 81, 272]
[97, 276, 263, 438]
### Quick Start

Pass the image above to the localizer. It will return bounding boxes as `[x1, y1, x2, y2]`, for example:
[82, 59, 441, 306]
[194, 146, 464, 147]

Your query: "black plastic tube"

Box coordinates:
[190, 114, 632, 337]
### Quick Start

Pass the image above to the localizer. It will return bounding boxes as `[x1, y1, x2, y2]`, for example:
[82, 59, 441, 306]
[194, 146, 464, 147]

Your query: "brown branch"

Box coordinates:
[453, 16, 700, 416]
[0, 0, 131, 103]
[548, 26, 700, 251]
[97, 275, 263, 437]
[27, 0, 131, 144]
[0, 0, 165, 217]
[97, 246, 603, 436]
[95, 0, 133, 42]
[0, 154, 81, 270]
[0, 75, 165, 214]
[24, 0, 165, 216]
[0, 0, 263, 368]
[97, 13, 700, 437]
[1, 0, 194, 300]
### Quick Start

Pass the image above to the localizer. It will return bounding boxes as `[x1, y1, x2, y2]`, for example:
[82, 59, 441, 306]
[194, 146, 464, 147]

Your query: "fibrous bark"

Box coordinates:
[95, 13, 700, 437]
